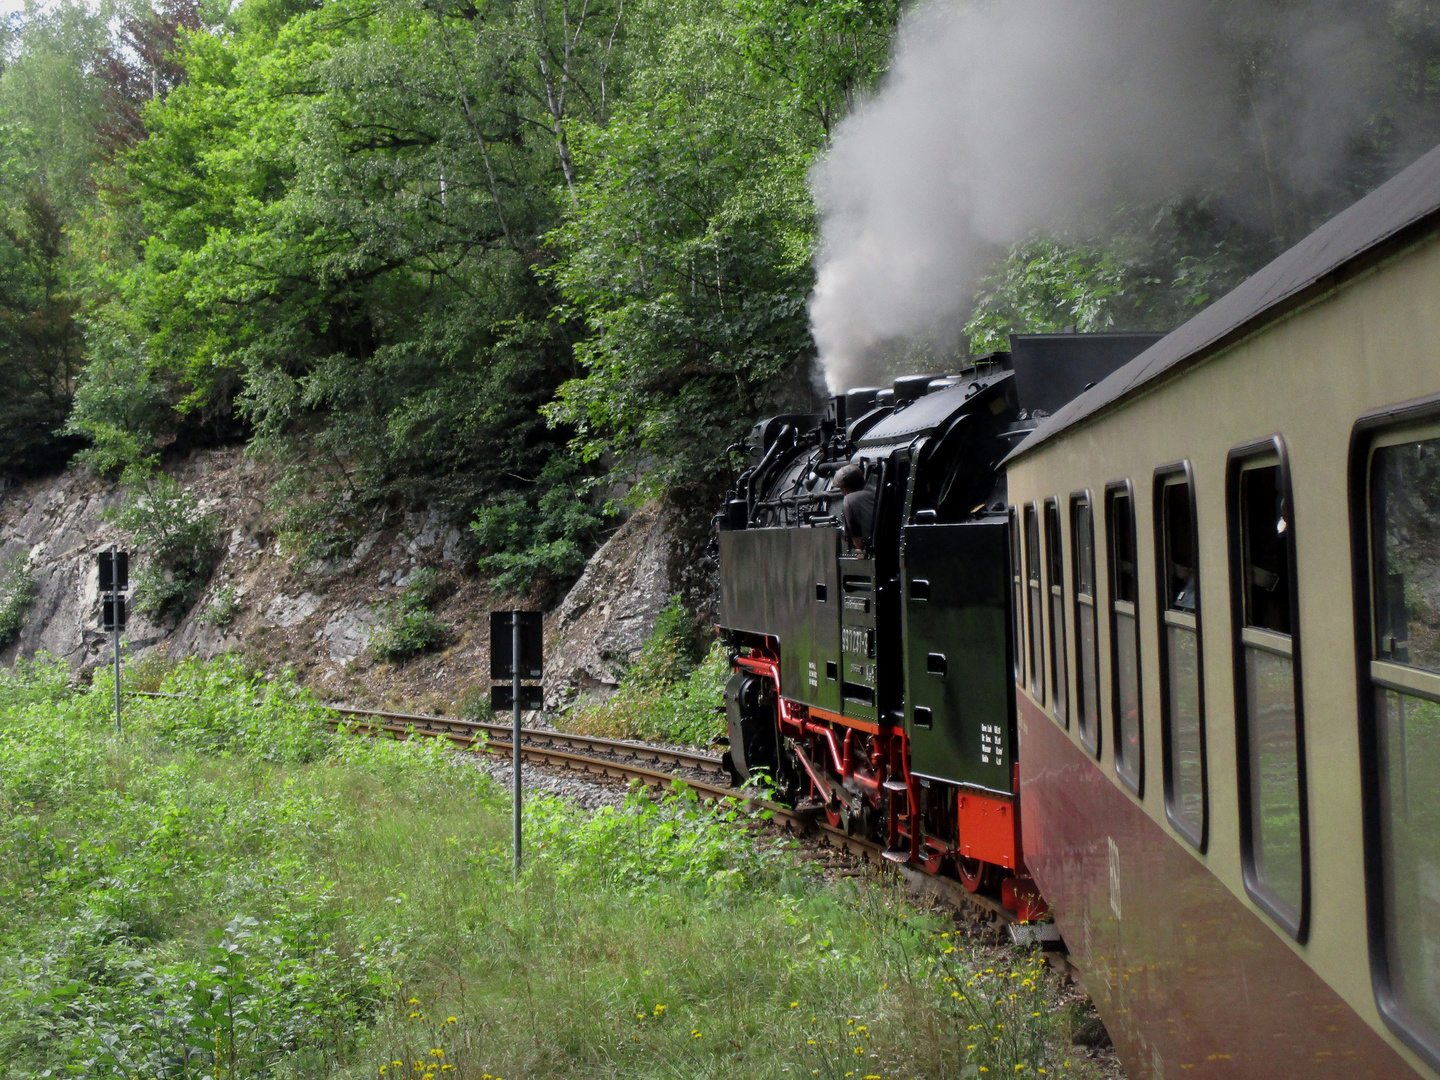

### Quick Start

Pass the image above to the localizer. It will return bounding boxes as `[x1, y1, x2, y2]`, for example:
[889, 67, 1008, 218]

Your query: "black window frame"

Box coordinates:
[1349, 391, 1440, 1072]
[1226, 435, 1309, 942]
[1106, 479, 1144, 796]
[1045, 497, 1069, 728]
[1025, 502, 1045, 703]
[1153, 460, 1207, 851]
[1071, 490, 1102, 759]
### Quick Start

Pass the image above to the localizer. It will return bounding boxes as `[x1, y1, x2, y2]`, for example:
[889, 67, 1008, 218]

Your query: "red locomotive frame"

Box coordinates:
[733, 642, 1048, 922]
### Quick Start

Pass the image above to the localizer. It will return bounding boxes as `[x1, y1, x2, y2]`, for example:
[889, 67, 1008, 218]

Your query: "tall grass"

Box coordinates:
[0, 657, 1096, 1079]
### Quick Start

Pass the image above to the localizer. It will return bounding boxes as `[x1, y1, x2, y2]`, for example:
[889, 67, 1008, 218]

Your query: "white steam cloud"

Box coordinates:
[809, 0, 1390, 392]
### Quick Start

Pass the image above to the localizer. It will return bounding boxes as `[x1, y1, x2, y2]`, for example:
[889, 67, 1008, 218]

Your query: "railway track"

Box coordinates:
[129, 690, 1018, 925]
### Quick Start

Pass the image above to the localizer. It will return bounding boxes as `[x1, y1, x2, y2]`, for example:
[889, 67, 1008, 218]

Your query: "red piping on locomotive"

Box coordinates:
[735, 643, 1043, 914]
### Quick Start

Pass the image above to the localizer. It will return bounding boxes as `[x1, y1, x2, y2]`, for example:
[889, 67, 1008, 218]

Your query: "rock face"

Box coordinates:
[1, 448, 710, 722]
[0, 470, 171, 669]
[542, 500, 685, 712]
[0, 449, 503, 713]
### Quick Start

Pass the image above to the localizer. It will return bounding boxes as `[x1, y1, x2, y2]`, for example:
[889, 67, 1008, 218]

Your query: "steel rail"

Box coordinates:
[127, 691, 725, 776]
[329, 704, 727, 777]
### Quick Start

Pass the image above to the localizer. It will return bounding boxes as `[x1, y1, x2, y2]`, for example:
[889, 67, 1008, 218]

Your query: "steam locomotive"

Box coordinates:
[715, 330, 1161, 914]
[717, 141, 1440, 1079]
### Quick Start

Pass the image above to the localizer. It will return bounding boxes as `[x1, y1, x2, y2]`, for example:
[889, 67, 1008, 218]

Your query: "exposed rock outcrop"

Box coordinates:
[542, 500, 692, 713]
[2, 450, 714, 722]
[0, 449, 500, 712]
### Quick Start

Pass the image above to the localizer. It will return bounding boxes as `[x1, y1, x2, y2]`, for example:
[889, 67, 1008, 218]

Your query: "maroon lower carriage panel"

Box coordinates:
[1017, 696, 1418, 1080]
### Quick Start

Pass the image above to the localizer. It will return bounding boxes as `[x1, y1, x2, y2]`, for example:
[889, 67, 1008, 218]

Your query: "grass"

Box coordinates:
[0, 655, 1098, 1079]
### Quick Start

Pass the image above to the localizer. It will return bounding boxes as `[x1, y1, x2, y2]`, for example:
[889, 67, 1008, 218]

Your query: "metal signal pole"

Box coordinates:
[512, 610, 523, 875]
[111, 545, 122, 737]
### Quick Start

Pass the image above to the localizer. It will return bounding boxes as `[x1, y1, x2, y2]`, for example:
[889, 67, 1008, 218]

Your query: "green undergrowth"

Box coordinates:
[0, 656, 1095, 1079]
[566, 597, 728, 748]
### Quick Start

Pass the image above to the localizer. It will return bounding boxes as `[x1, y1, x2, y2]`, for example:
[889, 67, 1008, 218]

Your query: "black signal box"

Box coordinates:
[102, 595, 128, 631]
[490, 611, 544, 680]
[97, 551, 129, 592]
[491, 684, 544, 711]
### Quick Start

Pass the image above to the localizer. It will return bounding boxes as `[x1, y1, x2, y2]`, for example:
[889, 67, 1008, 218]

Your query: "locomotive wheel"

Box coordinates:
[825, 804, 843, 829]
[922, 849, 946, 875]
[957, 856, 999, 893]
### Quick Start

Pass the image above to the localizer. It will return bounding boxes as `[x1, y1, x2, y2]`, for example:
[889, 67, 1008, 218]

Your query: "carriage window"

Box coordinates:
[1107, 484, 1143, 793]
[1368, 427, 1440, 1042]
[1072, 494, 1101, 756]
[1046, 499, 1069, 727]
[1010, 508, 1023, 683]
[1025, 504, 1044, 701]
[1230, 448, 1307, 938]
[1157, 469, 1205, 847]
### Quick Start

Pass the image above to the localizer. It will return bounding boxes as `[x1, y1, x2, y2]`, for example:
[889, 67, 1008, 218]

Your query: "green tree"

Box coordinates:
[0, 188, 85, 473]
[546, 0, 897, 494]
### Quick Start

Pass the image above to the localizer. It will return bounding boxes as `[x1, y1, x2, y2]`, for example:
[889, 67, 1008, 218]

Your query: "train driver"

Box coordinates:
[835, 464, 876, 550]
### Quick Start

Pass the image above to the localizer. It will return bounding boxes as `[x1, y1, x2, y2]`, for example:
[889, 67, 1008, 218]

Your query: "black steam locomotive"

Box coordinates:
[714, 333, 1160, 911]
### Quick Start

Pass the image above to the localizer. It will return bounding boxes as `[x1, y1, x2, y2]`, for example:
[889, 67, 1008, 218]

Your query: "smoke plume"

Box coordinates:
[809, 0, 1396, 392]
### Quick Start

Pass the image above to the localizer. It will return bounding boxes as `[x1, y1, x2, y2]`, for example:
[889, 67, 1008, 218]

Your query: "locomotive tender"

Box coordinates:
[719, 141, 1440, 1078]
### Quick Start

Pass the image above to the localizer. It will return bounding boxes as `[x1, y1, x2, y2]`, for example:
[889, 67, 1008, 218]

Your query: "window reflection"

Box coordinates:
[1159, 476, 1204, 845]
[1109, 487, 1142, 791]
[1370, 432, 1440, 1037]
[1233, 456, 1305, 932]
[1073, 497, 1100, 754]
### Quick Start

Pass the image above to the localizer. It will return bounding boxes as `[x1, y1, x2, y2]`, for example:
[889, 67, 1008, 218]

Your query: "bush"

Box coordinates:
[570, 641, 728, 748]
[107, 470, 223, 624]
[199, 584, 240, 627]
[471, 457, 610, 597]
[399, 566, 447, 610]
[564, 598, 722, 746]
[370, 606, 448, 661]
[0, 553, 35, 648]
[627, 596, 708, 688]
[370, 569, 450, 662]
